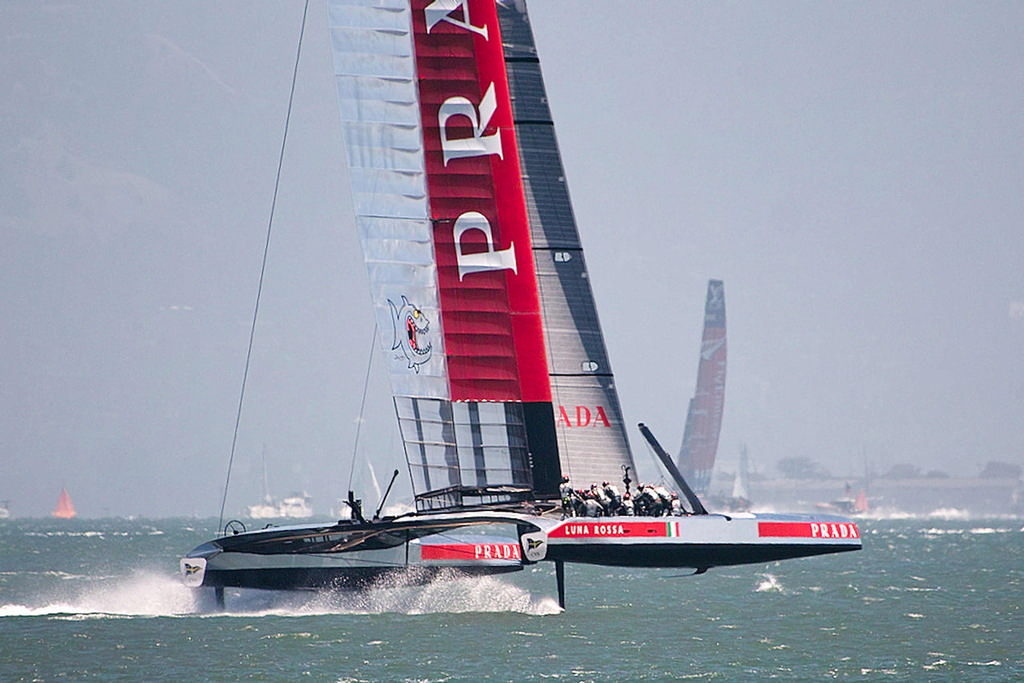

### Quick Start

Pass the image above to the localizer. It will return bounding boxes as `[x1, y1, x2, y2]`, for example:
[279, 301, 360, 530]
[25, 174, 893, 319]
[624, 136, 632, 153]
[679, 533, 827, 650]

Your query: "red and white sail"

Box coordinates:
[677, 280, 727, 495]
[328, 0, 635, 508]
[52, 487, 76, 519]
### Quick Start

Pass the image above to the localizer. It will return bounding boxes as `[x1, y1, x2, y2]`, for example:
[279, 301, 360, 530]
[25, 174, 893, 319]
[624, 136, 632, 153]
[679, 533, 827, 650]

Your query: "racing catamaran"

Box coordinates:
[677, 280, 727, 496]
[181, 0, 860, 608]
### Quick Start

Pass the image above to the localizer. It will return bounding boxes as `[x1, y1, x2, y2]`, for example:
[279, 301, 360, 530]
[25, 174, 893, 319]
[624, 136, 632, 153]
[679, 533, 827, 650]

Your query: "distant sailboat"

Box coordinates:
[677, 280, 727, 496]
[52, 488, 76, 519]
[248, 492, 314, 520]
[706, 444, 751, 512]
[816, 484, 869, 515]
[246, 448, 314, 520]
[0, 500, 10, 520]
[730, 444, 752, 509]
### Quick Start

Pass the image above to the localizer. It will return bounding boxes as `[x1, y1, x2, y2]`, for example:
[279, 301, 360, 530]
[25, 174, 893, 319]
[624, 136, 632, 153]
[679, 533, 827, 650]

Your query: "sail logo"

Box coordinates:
[707, 281, 724, 310]
[440, 90, 518, 280]
[453, 211, 517, 280]
[425, 2, 517, 281]
[413, 0, 552, 402]
[557, 405, 611, 428]
[388, 296, 433, 372]
[425, 0, 488, 39]
[439, 82, 502, 166]
[700, 338, 726, 361]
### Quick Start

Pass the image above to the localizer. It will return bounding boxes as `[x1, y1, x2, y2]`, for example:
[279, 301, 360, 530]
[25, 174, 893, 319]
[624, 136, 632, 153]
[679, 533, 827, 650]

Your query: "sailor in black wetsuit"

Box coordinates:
[559, 475, 575, 516]
[619, 491, 635, 516]
[602, 481, 622, 515]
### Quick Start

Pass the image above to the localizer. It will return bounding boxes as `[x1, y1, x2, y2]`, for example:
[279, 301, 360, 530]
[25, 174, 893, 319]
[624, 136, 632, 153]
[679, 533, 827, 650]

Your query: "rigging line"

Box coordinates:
[348, 322, 379, 493]
[218, 0, 310, 530]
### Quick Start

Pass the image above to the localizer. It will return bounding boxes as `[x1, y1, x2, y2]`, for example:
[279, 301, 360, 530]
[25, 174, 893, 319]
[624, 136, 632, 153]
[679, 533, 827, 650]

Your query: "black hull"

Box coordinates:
[546, 542, 860, 569]
[202, 564, 523, 592]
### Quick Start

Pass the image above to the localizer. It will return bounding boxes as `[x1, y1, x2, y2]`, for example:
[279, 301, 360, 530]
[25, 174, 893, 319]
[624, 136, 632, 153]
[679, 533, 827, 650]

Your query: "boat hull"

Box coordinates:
[183, 555, 522, 592]
[547, 541, 856, 568]
[539, 513, 861, 569]
[182, 512, 535, 592]
[181, 511, 860, 592]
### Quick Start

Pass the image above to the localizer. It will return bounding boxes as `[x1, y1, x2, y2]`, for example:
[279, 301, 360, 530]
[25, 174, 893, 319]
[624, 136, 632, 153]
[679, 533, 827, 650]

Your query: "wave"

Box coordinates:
[755, 573, 787, 594]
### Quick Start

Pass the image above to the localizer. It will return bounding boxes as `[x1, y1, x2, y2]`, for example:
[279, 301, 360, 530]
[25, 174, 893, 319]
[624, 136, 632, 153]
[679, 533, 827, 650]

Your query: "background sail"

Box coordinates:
[497, 2, 637, 488]
[677, 279, 727, 494]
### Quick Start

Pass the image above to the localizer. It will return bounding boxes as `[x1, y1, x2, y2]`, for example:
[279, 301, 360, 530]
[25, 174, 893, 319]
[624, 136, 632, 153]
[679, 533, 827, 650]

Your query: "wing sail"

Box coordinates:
[329, 0, 637, 508]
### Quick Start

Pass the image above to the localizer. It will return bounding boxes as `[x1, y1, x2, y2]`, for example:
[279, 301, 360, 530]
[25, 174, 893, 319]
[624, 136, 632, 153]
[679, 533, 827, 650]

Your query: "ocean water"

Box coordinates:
[1, 514, 1021, 682]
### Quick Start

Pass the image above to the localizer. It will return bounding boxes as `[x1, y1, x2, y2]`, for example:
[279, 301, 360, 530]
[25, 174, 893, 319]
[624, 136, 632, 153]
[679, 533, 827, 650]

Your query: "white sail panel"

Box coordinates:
[329, 0, 450, 400]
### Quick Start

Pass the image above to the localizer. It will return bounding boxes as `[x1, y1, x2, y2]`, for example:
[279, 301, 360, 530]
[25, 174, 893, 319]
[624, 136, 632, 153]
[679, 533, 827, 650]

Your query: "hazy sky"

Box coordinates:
[2, 1, 1022, 518]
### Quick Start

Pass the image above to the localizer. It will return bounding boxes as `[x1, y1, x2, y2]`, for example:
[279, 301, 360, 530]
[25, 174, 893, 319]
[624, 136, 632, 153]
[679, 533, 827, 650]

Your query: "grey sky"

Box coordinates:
[1, 1, 1021, 517]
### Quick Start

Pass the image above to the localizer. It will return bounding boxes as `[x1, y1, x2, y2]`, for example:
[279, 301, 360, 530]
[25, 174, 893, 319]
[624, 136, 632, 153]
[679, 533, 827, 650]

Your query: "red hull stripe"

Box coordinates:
[548, 521, 673, 539]
[758, 521, 860, 539]
[420, 543, 522, 562]
[412, 0, 550, 402]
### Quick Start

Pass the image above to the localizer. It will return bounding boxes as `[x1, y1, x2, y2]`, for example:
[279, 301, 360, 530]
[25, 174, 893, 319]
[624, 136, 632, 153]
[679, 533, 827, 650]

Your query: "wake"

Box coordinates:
[1, 570, 560, 619]
[0, 572, 196, 618]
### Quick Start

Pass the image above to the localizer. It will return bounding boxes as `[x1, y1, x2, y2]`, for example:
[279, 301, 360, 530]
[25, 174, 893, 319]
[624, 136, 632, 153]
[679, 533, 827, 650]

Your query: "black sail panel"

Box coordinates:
[499, 2, 637, 489]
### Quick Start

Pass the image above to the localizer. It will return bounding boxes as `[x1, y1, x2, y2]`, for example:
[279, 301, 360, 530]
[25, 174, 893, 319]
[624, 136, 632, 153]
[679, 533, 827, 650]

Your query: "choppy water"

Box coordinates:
[1, 514, 1021, 681]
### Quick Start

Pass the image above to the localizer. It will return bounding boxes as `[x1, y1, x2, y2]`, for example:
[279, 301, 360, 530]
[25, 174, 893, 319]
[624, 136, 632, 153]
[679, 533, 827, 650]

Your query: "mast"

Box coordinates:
[677, 280, 727, 495]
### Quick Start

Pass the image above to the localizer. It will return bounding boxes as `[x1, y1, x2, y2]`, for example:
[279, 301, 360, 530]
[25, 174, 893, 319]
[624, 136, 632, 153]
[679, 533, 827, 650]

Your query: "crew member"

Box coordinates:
[620, 491, 635, 516]
[670, 493, 684, 516]
[602, 481, 622, 515]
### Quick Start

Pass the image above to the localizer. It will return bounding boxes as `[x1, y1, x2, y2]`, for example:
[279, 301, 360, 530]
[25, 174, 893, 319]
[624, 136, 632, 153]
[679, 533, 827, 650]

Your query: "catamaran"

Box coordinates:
[677, 279, 727, 496]
[181, 0, 860, 608]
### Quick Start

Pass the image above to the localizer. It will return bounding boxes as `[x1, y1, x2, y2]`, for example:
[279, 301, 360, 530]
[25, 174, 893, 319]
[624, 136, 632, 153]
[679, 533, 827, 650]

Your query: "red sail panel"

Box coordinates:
[411, 0, 550, 403]
[52, 487, 76, 519]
